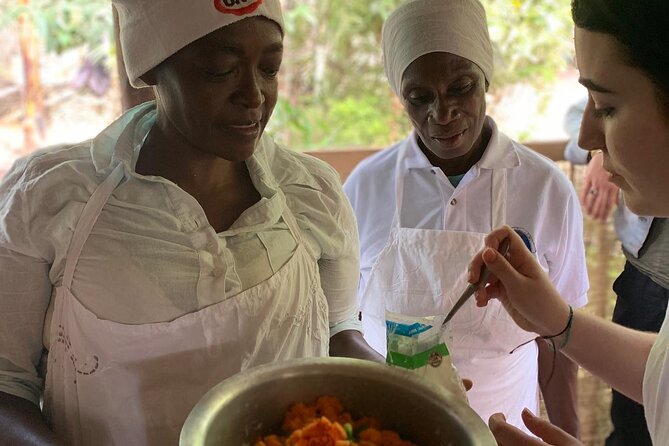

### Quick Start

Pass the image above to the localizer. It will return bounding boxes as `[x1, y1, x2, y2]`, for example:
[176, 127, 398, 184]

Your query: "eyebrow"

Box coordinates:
[578, 77, 614, 94]
[215, 41, 284, 56]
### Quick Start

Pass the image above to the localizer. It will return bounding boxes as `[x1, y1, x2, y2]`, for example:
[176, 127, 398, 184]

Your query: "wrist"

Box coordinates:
[540, 303, 572, 337]
[540, 305, 574, 352]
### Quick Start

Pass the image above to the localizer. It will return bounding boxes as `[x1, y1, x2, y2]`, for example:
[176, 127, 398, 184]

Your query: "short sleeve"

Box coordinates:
[547, 190, 589, 309]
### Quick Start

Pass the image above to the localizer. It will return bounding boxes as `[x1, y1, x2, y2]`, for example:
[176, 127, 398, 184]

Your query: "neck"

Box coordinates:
[136, 120, 247, 195]
[419, 123, 492, 177]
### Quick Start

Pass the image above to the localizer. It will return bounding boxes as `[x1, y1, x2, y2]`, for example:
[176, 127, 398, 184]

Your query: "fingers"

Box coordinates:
[489, 413, 548, 446]
[579, 175, 593, 205]
[479, 240, 529, 285]
[582, 186, 597, 218]
[521, 409, 582, 445]
[591, 193, 609, 222]
[469, 226, 524, 284]
[586, 183, 618, 222]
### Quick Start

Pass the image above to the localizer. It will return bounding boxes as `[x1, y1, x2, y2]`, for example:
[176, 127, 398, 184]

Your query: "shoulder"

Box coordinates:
[343, 139, 403, 201]
[0, 142, 96, 259]
[348, 141, 402, 182]
[2, 142, 95, 193]
[257, 134, 343, 193]
[509, 140, 575, 198]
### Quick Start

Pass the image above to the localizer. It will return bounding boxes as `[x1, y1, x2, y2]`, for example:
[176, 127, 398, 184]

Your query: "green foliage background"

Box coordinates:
[1, 0, 574, 151]
[1, 0, 112, 64]
[272, 0, 574, 150]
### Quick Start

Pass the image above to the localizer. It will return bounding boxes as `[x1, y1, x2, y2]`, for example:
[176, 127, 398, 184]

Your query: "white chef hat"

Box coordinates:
[113, 0, 284, 88]
[382, 0, 494, 97]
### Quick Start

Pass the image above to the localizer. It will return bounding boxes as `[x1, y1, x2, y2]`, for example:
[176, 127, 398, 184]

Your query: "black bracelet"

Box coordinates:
[509, 305, 574, 355]
[541, 305, 574, 344]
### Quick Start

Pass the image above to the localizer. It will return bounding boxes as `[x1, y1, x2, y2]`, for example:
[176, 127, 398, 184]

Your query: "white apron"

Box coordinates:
[643, 307, 669, 445]
[43, 163, 330, 446]
[360, 143, 539, 430]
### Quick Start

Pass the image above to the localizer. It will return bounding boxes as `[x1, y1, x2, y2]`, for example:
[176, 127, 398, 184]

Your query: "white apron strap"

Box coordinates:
[490, 167, 507, 229]
[280, 199, 305, 246]
[62, 163, 125, 289]
[392, 142, 411, 229]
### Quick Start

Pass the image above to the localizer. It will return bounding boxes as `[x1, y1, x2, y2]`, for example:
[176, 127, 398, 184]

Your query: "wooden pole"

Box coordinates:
[17, 0, 45, 152]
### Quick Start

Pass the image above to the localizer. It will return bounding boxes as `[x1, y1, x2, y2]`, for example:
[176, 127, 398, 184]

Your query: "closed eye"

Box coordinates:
[593, 107, 615, 119]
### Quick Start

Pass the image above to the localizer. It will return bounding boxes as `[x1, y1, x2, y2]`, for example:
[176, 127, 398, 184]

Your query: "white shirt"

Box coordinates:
[344, 118, 589, 311]
[644, 308, 669, 445]
[0, 103, 361, 405]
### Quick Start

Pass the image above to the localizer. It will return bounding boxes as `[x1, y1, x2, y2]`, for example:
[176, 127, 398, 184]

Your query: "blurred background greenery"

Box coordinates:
[0, 0, 578, 154]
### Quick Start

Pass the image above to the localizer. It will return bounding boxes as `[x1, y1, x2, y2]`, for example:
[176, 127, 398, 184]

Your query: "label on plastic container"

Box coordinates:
[385, 311, 468, 403]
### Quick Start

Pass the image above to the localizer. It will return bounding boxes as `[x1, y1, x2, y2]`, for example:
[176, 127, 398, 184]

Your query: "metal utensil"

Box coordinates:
[441, 237, 511, 328]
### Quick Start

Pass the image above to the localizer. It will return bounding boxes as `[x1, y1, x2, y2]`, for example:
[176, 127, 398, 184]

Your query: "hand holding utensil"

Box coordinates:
[441, 238, 511, 328]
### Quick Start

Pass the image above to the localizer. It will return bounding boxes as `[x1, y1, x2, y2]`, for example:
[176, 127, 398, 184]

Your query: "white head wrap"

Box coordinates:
[382, 0, 494, 97]
[113, 0, 284, 88]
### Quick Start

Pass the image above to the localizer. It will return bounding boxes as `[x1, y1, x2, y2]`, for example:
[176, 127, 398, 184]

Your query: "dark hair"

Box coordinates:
[572, 0, 669, 112]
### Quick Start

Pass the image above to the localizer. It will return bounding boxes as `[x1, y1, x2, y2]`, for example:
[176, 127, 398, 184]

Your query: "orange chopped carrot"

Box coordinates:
[259, 396, 416, 446]
[287, 417, 347, 445]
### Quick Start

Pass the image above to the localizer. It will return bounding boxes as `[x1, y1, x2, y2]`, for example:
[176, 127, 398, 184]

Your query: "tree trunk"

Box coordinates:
[18, 0, 45, 152]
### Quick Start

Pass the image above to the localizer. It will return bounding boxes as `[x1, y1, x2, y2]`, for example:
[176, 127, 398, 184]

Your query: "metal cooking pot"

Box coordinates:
[180, 357, 496, 446]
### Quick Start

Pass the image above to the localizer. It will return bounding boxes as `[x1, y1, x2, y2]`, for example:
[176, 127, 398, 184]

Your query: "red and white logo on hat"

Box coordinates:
[214, 0, 263, 16]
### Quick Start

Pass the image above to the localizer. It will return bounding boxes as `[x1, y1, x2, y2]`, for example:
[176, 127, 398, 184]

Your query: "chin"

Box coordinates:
[624, 193, 669, 218]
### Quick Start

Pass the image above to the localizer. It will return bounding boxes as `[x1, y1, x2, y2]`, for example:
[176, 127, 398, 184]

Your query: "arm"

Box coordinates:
[0, 250, 58, 444]
[538, 342, 580, 438]
[311, 166, 383, 362]
[329, 330, 383, 361]
[538, 187, 586, 437]
[0, 392, 64, 446]
[0, 161, 60, 444]
[563, 98, 589, 165]
[470, 226, 652, 403]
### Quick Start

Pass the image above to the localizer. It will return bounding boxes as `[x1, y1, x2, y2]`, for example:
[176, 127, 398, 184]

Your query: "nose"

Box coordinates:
[578, 96, 606, 152]
[430, 97, 461, 125]
[233, 70, 265, 109]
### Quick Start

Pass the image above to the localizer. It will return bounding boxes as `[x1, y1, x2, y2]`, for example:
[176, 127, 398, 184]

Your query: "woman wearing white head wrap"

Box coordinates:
[0, 1, 381, 444]
[344, 0, 588, 437]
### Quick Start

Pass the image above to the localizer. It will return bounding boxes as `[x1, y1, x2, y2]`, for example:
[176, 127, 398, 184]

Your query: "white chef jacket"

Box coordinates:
[344, 117, 589, 333]
[0, 102, 362, 406]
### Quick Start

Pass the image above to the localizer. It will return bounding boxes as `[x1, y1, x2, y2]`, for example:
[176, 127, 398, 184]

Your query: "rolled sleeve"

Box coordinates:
[548, 191, 589, 309]
[0, 249, 52, 407]
[286, 156, 362, 335]
[316, 182, 362, 335]
[0, 159, 54, 405]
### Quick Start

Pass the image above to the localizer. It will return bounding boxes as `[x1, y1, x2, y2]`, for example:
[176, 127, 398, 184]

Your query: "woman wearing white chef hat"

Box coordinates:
[0, 1, 381, 444]
[344, 0, 588, 436]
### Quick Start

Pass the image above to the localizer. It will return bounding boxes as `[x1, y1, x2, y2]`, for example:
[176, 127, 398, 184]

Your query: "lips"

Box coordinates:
[431, 129, 467, 147]
[432, 129, 466, 140]
[226, 121, 261, 137]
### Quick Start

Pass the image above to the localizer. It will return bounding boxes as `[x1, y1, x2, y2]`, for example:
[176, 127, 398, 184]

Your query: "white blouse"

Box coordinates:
[0, 103, 361, 405]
